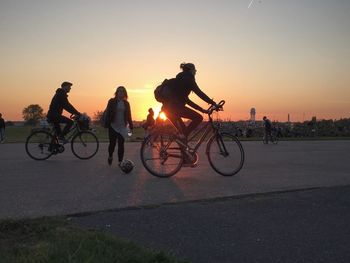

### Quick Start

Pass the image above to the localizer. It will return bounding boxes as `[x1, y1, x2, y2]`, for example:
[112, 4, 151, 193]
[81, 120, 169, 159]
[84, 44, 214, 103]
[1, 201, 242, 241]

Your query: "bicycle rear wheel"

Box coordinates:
[25, 130, 54, 160]
[140, 132, 183, 178]
[207, 132, 244, 176]
[71, 131, 99, 160]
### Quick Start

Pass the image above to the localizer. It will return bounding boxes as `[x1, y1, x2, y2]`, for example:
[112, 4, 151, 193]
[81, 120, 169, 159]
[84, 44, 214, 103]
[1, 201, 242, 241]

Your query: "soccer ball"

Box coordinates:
[120, 159, 134, 174]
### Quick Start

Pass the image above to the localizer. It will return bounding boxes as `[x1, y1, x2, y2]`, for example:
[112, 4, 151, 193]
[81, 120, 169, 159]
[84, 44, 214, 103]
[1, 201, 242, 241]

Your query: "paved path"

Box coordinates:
[73, 185, 350, 263]
[1, 141, 350, 219]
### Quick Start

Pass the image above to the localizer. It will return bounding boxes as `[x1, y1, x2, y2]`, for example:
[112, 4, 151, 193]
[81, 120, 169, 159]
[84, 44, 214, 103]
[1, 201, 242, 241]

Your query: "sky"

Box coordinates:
[1, 0, 349, 122]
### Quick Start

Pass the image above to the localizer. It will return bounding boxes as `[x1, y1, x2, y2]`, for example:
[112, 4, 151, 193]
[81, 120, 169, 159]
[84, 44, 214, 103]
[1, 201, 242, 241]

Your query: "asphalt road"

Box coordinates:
[72, 185, 350, 263]
[1, 141, 350, 219]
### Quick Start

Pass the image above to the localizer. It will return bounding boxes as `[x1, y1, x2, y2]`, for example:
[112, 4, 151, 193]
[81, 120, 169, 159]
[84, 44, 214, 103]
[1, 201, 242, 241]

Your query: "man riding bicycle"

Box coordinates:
[263, 116, 273, 144]
[162, 63, 218, 141]
[47, 81, 81, 144]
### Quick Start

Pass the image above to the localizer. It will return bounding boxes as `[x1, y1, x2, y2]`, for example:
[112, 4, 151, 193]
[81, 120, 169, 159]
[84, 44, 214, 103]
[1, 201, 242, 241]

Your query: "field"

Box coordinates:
[2, 125, 350, 143]
[3, 125, 146, 143]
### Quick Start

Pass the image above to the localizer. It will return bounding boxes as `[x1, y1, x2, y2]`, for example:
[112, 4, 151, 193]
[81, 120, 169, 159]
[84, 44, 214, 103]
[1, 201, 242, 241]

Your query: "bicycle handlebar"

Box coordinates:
[208, 100, 225, 115]
[70, 113, 81, 120]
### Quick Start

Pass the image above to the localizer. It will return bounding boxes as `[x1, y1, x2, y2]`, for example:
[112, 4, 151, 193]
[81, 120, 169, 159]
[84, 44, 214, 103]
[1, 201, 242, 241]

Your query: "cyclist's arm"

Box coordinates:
[61, 94, 80, 115]
[186, 98, 206, 113]
[189, 78, 215, 105]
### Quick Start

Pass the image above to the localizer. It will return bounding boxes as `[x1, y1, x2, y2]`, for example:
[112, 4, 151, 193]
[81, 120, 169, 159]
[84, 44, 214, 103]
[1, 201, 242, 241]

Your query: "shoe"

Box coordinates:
[58, 136, 69, 144]
[108, 157, 113, 166]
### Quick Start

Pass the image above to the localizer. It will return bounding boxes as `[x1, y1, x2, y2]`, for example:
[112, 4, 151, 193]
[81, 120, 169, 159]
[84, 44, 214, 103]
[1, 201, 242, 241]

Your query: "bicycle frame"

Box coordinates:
[49, 119, 82, 141]
[184, 115, 217, 152]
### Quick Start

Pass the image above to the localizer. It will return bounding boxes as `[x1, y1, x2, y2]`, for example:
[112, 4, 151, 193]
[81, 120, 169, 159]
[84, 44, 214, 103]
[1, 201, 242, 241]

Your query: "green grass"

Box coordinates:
[0, 217, 188, 263]
[3, 125, 350, 143]
[3, 126, 33, 143]
[3, 125, 146, 143]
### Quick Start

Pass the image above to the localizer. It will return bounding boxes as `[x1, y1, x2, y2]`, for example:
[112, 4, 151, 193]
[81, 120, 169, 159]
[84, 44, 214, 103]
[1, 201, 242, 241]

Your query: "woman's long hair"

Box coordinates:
[115, 86, 128, 100]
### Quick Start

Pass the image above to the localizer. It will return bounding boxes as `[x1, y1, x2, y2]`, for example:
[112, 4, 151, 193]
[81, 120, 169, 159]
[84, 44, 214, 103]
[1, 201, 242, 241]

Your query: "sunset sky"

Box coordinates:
[1, 0, 349, 122]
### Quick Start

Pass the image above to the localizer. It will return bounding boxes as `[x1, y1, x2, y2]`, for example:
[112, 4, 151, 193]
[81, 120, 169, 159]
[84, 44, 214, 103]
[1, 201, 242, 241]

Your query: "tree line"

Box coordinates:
[7, 104, 350, 138]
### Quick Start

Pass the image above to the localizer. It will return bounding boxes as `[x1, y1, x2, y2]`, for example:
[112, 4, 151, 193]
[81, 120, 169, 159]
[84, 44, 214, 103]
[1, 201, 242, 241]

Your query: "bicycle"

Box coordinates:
[262, 129, 278, 144]
[140, 100, 245, 178]
[25, 114, 99, 160]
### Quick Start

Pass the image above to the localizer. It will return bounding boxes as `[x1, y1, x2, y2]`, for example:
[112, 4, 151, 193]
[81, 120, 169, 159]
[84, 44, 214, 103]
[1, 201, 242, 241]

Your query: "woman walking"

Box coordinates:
[104, 86, 133, 166]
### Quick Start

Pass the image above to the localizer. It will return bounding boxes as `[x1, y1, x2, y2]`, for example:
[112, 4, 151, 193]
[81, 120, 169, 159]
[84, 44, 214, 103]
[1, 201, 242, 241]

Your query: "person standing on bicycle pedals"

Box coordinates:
[263, 116, 272, 144]
[104, 86, 133, 166]
[162, 63, 218, 143]
[47, 81, 81, 144]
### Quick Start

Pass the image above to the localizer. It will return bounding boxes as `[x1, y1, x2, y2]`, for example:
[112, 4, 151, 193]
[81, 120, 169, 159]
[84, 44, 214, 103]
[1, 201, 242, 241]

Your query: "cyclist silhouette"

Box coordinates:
[162, 63, 218, 141]
[47, 81, 81, 144]
[263, 116, 273, 144]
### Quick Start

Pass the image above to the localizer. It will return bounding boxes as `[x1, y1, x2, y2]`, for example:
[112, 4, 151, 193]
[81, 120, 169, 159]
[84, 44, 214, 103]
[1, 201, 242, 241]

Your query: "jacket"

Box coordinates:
[47, 88, 80, 119]
[104, 98, 133, 129]
[166, 71, 215, 112]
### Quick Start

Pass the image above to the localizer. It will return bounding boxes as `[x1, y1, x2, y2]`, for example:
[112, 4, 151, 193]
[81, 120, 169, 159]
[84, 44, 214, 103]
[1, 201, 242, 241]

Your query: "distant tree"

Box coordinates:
[22, 104, 45, 125]
[93, 110, 104, 124]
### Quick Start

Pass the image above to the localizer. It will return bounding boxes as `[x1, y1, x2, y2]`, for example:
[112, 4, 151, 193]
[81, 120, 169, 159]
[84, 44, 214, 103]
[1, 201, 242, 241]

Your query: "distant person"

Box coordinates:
[142, 108, 155, 138]
[263, 116, 272, 144]
[277, 127, 283, 138]
[0, 113, 5, 143]
[161, 63, 218, 141]
[104, 86, 133, 166]
[47, 82, 81, 144]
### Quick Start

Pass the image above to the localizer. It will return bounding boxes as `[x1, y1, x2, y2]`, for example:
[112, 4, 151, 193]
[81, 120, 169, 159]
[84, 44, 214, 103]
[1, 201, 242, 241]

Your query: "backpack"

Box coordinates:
[154, 78, 176, 103]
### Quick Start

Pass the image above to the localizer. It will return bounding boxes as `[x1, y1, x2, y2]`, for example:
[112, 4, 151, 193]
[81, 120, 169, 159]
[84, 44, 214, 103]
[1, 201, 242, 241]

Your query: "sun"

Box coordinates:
[151, 105, 168, 121]
[159, 111, 167, 121]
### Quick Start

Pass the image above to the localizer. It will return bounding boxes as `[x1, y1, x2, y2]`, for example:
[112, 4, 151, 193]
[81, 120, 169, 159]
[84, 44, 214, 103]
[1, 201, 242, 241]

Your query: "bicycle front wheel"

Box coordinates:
[207, 132, 244, 176]
[71, 131, 99, 160]
[25, 130, 54, 160]
[140, 132, 183, 178]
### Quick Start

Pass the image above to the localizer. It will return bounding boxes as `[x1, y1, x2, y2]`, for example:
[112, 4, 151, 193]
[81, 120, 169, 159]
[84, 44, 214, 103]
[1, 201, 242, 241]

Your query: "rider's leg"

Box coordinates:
[59, 116, 74, 137]
[163, 106, 187, 137]
[264, 129, 269, 144]
[177, 106, 203, 138]
[267, 130, 273, 143]
[49, 119, 62, 137]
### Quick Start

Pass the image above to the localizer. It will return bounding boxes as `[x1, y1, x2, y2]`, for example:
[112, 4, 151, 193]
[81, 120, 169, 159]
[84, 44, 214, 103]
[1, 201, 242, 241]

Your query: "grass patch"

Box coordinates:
[3, 125, 350, 143]
[0, 217, 188, 263]
[3, 126, 146, 143]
